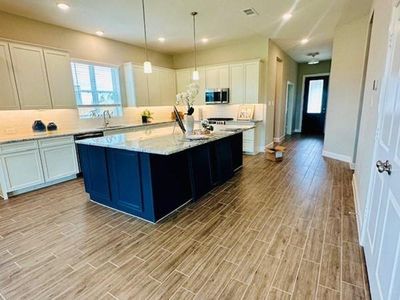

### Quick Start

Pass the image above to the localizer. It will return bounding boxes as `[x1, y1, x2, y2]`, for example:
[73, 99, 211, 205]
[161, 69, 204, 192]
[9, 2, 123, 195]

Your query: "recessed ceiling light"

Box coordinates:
[282, 13, 292, 21]
[95, 31, 104, 36]
[201, 38, 209, 43]
[301, 38, 309, 45]
[57, 3, 70, 10]
[158, 37, 166, 42]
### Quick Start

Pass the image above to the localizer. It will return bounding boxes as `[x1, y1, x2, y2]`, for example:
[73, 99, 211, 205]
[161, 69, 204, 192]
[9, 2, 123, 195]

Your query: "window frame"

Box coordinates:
[70, 59, 122, 114]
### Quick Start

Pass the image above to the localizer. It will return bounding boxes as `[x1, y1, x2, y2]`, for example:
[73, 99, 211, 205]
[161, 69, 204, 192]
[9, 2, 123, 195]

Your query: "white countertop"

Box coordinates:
[75, 124, 255, 155]
[0, 120, 174, 145]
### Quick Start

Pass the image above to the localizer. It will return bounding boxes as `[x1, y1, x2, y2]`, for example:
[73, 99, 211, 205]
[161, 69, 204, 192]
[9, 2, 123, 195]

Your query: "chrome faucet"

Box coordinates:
[103, 110, 112, 128]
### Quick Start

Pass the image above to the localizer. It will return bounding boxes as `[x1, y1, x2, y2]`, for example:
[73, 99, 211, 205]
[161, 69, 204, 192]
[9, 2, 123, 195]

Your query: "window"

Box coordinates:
[71, 61, 122, 118]
[307, 79, 324, 113]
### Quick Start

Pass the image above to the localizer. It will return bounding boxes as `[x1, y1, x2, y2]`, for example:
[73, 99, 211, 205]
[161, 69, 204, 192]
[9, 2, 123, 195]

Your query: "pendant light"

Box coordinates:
[141, 0, 152, 73]
[191, 12, 199, 81]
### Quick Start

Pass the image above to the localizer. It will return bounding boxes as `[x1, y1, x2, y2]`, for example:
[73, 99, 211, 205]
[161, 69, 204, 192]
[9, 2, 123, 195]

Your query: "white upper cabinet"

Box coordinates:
[123, 62, 176, 107]
[229, 64, 245, 104]
[159, 68, 177, 106]
[176, 69, 191, 93]
[123, 63, 148, 106]
[205, 65, 230, 89]
[43, 49, 76, 109]
[147, 69, 161, 106]
[9, 43, 52, 109]
[0, 42, 20, 110]
[244, 61, 261, 104]
[219, 66, 230, 88]
[205, 67, 219, 89]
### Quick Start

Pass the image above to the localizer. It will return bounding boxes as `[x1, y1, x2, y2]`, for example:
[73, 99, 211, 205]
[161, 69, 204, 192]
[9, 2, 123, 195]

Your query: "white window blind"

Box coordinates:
[71, 61, 122, 118]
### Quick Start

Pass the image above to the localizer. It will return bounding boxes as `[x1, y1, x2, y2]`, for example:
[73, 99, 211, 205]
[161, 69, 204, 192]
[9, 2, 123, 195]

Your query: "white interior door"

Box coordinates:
[364, 3, 400, 299]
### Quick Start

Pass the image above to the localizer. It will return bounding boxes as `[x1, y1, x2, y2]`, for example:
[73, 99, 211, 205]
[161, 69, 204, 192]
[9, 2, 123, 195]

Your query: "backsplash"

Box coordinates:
[0, 104, 265, 138]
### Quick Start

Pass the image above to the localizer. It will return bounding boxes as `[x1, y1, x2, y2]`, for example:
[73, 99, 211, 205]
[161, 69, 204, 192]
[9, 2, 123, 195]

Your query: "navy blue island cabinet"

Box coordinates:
[77, 132, 243, 223]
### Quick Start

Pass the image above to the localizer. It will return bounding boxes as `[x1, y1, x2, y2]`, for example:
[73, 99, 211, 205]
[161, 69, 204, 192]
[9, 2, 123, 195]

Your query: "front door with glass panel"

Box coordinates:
[302, 76, 329, 134]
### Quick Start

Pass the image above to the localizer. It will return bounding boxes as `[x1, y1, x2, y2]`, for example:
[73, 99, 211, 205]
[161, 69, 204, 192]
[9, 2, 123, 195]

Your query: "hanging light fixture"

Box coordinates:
[191, 12, 199, 81]
[141, 0, 152, 73]
[307, 52, 320, 65]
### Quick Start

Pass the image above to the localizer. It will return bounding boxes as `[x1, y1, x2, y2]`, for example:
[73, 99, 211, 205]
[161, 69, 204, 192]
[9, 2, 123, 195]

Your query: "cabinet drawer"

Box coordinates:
[39, 136, 74, 148]
[0, 140, 38, 154]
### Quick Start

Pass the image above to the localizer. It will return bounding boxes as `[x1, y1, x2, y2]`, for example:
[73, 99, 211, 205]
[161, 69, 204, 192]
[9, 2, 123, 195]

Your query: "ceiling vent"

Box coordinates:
[242, 8, 258, 16]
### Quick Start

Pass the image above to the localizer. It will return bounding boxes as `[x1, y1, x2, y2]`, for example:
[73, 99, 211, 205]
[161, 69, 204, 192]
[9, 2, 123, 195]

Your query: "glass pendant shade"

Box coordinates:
[192, 70, 199, 81]
[144, 61, 152, 73]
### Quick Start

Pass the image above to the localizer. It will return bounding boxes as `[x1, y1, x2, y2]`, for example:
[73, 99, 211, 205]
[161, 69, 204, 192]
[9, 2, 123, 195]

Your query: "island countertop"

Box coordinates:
[75, 124, 255, 155]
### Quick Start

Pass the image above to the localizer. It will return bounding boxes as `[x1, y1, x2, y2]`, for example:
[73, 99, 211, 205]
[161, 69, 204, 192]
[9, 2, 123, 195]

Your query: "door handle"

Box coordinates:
[376, 160, 392, 175]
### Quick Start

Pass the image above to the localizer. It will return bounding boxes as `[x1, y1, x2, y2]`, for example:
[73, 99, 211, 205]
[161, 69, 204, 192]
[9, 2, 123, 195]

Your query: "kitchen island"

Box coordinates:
[76, 125, 252, 223]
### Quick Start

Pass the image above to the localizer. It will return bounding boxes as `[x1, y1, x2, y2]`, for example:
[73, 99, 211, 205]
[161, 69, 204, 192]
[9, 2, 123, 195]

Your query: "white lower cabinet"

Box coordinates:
[0, 136, 78, 199]
[1, 148, 44, 191]
[39, 137, 78, 182]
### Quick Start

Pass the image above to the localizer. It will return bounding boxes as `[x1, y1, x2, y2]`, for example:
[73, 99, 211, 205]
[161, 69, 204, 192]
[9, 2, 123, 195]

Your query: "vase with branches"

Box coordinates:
[176, 83, 199, 133]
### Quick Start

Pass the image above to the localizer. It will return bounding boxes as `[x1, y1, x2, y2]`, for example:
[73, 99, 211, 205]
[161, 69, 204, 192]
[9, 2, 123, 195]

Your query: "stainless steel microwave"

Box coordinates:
[205, 88, 230, 104]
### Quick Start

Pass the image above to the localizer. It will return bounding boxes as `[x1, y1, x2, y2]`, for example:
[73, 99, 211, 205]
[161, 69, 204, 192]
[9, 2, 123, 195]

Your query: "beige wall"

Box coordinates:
[354, 0, 393, 236]
[323, 15, 369, 161]
[267, 40, 298, 144]
[0, 10, 174, 68]
[295, 60, 332, 131]
[172, 37, 268, 69]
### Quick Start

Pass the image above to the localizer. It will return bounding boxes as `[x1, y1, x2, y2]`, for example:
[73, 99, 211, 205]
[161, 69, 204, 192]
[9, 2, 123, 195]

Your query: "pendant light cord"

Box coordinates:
[192, 12, 198, 71]
[142, 0, 149, 61]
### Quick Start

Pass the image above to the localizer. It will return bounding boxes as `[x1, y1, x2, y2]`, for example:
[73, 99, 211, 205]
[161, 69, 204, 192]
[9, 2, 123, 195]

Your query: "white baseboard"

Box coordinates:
[273, 135, 285, 143]
[352, 173, 363, 245]
[258, 145, 266, 153]
[294, 129, 301, 133]
[322, 150, 352, 163]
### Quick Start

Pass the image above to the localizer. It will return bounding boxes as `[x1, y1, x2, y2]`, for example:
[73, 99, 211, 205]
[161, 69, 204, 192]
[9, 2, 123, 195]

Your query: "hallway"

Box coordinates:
[0, 135, 370, 299]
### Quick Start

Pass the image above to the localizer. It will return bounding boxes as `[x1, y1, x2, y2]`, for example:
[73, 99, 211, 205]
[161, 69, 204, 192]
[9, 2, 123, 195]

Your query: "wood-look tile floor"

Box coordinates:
[0, 135, 370, 300]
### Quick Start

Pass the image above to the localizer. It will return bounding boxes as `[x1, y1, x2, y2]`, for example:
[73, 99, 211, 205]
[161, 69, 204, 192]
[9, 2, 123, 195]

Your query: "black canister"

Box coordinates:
[47, 122, 58, 131]
[32, 120, 46, 132]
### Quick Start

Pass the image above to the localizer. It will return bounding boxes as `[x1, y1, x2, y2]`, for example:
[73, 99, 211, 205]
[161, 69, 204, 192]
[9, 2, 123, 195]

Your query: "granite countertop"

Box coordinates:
[75, 124, 255, 155]
[0, 120, 174, 145]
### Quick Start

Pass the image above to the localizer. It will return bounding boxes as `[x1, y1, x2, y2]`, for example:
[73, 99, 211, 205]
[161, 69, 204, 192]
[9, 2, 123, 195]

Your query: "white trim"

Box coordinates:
[284, 81, 295, 135]
[352, 173, 363, 245]
[293, 129, 302, 133]
[322, 150, 352, 163]
[350, 162, 356, 170]
[274, 135, 285, 143]
[299, 73, 330, 131]
[258, 145, 266, 153]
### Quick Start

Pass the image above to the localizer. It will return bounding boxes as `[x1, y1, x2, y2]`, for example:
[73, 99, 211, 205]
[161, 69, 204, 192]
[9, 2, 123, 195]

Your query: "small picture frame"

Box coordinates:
[237, 105, 255, 121]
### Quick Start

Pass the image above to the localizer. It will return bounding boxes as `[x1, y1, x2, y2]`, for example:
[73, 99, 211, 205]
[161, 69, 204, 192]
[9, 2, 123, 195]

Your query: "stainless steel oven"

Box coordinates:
[205, 88, 229, 104]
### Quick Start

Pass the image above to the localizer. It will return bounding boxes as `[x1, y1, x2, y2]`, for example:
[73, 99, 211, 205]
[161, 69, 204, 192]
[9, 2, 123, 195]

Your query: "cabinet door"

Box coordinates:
[244, 62, 260, 104]
[219, 66, 230, 88]
[194, 67, 206, 104]
[44, 49, 76, 109]
[147, 68, 161, 106]
[229, 64, 245, 104]
[9, 43, 52, 109]
[176, 69, 191, 93]
[1, 149, 45, 191]
[133, 65, 149, 106]
[40, 144, 79, 182]
[0, 42, 20, 110]
[205, 67, 219, 89]
[160, 68, 176, 106]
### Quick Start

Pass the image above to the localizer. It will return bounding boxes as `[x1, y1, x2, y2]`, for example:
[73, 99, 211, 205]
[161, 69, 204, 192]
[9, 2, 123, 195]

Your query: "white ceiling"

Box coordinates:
[0, 0, 372, 62]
